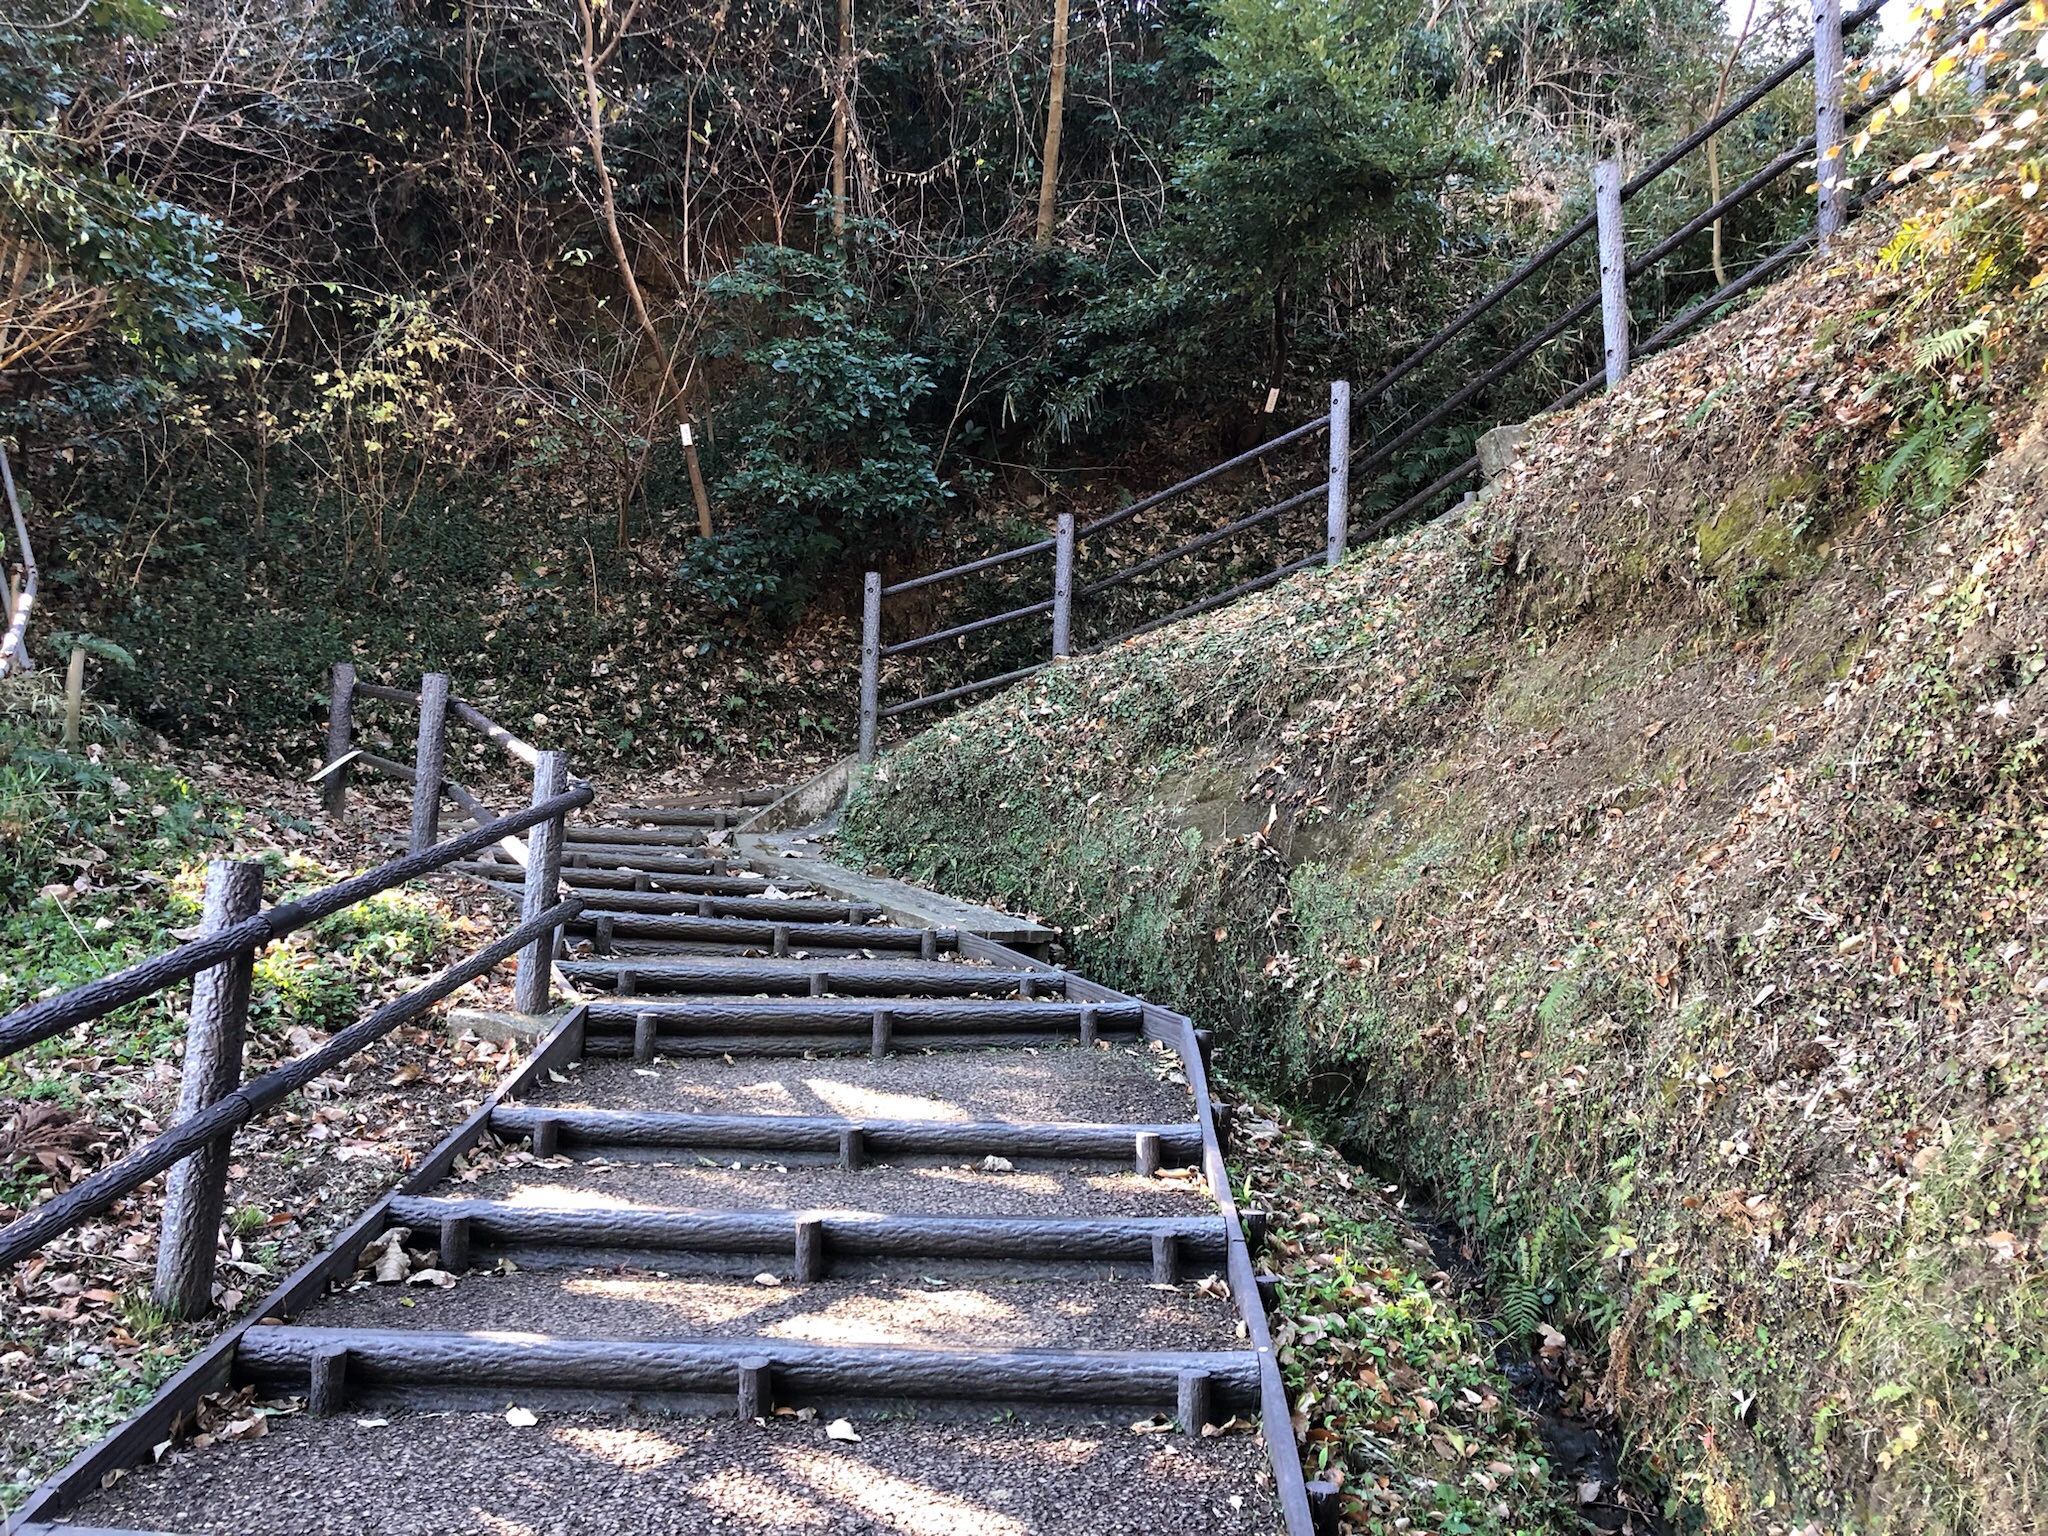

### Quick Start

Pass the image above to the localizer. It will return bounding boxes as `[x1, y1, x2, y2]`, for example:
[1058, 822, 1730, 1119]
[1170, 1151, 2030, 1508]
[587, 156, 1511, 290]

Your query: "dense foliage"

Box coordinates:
[0, 0, 1818, 756]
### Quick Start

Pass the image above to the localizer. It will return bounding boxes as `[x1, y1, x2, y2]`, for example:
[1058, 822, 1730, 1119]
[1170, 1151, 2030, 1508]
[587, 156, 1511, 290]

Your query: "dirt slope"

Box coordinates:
[838, 210, 2048, 1533]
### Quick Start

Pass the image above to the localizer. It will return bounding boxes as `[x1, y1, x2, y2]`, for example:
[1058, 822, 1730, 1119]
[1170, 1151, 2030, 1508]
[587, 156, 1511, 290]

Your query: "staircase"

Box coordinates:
[26, 791, 1308, 1536]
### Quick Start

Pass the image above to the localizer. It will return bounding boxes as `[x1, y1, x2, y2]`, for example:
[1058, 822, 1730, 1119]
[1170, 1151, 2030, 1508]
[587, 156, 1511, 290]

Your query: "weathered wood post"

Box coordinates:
[409, 672, 451, 855]
[1051, 512, 1076, 658]
[1176, 1368, 1212, 1434]
[1814, 0, 1846, 246]
[1594, 160, 1629, 388]
[1325, 380, 1351, 566]
[858, 571, 881, 764]
[514, 750, 569, 1015]
[322, 662, 356, 818]
[681, 422, 714, 539]
[60, 644, 84, 753]
[1307, 1479, 1340, 1536]
[153, 859, 264, 1319]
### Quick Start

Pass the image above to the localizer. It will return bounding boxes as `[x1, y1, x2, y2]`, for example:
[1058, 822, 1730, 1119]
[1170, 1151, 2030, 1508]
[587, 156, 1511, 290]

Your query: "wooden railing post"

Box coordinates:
[322, 662, 356, 818]
[1595, 160, 1629, 388]
[858, 572, 881, 764]
[153, 859, 264, 1320]
[409, 672, 451, 855]
[681, 422, 714, 539]
[514, 750, 569, 1015]
[1052, 513, 1075, 658]
[1814, 0, 1846, 246]
[1325, 380, 1351, 566]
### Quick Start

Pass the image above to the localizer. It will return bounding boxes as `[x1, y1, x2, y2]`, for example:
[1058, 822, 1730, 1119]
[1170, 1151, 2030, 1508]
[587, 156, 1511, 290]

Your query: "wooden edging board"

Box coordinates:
[3, 1008, 590, 1533]
[955, 931, 1317, 1536]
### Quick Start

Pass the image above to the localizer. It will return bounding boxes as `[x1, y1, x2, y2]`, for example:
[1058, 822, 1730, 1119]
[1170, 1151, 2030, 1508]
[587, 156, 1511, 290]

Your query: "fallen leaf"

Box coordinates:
[505, 1406, 539, 1427]
[1129, 1414, 1175, 1435]
[825, 1418, 861, 1443]
[387, 1063, 423, 1087]
[359, 1228, 412, 1284]
[407, 1268, 458, 1289]
[754, 1272, 783, 1287]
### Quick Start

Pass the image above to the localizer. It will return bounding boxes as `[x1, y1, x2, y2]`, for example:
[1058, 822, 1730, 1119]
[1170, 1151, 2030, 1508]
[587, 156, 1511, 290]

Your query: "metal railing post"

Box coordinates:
[858, 572, 881, 764]
[1814, 0, 1846, 246]
[1052, 514, 1075, 657]
[1325, 380, 1350, 566]
[409, 672, 451, 854]
[322, 662, 356, 818]
[514, 750, 569, 1015]
[153, 859, 264, 1319]
[1595, 161, 1629, 388]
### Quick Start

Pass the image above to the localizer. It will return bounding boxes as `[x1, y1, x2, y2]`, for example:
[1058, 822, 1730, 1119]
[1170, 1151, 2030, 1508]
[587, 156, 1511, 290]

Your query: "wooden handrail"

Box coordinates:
[350, 679, 542, 768]
[0, 783, 593, 1059]
[0, 896, 583, 1270]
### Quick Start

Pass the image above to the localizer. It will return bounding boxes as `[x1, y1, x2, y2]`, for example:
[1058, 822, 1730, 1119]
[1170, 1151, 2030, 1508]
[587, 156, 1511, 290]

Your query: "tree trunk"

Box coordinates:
[832, 0, 852, 237]
[1033, 0, 1070, 251]
[576, 0, 666, 366]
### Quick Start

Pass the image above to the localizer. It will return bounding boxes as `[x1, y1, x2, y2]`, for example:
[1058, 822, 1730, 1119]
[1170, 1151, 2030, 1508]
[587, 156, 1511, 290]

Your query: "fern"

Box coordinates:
[1499, 1279, 1544, 1341]
[1912, 315, 1989, 371]
[1869, 396, 1994, 518]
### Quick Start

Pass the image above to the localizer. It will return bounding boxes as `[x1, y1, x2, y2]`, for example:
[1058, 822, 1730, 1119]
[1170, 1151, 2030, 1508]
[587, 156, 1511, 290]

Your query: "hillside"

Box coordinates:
[839, 203, 2048, 1532]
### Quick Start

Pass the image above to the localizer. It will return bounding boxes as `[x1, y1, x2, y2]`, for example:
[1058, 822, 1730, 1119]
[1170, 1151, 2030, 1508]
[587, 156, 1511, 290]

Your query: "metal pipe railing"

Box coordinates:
[0, 444, 38, 678]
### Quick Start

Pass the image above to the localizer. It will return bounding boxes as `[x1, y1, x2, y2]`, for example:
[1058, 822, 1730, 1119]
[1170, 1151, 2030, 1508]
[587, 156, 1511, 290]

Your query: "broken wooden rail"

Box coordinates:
[855, 0, 1992, 759]
[321, 664, 548, 855]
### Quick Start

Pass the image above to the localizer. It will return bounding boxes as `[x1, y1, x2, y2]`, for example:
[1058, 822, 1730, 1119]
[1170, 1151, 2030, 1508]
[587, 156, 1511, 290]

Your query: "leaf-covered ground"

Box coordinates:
[840, 200, 2048, 1533]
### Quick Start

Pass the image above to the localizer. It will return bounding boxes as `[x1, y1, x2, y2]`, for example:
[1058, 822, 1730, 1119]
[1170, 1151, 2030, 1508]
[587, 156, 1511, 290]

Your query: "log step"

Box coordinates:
[586, 1030, 1104, 1058]
[564, 826, 712, 848]
[557, 958, 1056, 999]
[234, 1326, 1259, 1417]
[555, 892, 881, 921]
[567, 911, 953, 954]
[451, 858, 756, 885]
[558, 851, 753, 878]
[386, 1197, 1229, 1271]
[595, 807, 733, 827]
[487, 1106, 1203, 1165]
[581, 998, 1141, 1030]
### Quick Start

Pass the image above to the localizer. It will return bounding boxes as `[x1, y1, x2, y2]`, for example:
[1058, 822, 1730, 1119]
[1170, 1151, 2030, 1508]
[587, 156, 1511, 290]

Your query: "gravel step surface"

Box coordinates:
[527, 1047, 1193, 1126]
[79, 1409, 1281, 1535]
[301, 1270, 1243, 1350]
[458, 1158, 1218, 1219]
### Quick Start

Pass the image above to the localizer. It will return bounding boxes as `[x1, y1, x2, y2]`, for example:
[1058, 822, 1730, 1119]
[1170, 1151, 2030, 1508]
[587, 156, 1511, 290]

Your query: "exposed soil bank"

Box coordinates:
[840, 212, 2048, 1533]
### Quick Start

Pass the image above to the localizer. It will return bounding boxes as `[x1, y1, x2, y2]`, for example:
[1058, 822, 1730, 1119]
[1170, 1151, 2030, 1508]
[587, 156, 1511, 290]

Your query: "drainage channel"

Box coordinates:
[14, 795, 1316, 1536]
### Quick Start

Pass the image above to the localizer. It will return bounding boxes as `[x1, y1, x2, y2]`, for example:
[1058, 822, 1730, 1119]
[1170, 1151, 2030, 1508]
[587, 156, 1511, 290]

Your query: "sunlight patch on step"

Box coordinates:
[804, 1078, 971, 1121]
[489, 1183, 646, 1208]
[775, 1444, 1030, 1536]
[758, 1285, 1024, 1348]
[693, 1467, 834, 1529]
[552, 1423, 691, 1471]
